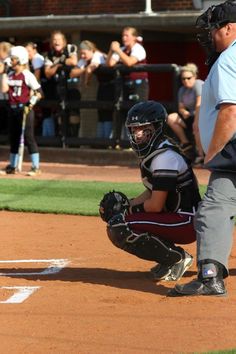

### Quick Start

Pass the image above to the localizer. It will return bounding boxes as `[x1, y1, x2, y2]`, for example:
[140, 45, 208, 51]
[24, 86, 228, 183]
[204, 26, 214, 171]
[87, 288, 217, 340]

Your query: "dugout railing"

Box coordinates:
[0, 63, 181, 149]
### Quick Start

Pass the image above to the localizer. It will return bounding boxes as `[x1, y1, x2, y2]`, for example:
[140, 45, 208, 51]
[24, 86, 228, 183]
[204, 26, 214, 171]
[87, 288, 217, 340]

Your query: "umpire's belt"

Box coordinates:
[10, 103, 25, 109]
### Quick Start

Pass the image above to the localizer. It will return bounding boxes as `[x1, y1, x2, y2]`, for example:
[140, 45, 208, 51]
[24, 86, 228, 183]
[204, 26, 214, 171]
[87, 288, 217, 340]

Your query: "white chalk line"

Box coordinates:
[0, 286, 41, 304]
[0, 259, 70, 304]
[0, 258, 70, 276]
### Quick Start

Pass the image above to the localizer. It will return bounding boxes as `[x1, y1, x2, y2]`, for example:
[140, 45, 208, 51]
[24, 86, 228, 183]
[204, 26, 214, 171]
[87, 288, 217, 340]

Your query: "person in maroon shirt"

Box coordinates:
[106, 27, 149, 145]
[1, 46, 42, 176]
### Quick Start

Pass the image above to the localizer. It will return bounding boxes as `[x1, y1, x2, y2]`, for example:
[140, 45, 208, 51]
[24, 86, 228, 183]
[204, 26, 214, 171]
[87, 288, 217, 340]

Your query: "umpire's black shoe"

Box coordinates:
[167, 260, 227, 297]
[167, 277, 227, 297]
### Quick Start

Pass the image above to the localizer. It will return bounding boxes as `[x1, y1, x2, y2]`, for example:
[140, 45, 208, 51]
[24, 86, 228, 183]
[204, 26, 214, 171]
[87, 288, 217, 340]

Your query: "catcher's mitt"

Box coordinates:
[99, 190, 130, 222]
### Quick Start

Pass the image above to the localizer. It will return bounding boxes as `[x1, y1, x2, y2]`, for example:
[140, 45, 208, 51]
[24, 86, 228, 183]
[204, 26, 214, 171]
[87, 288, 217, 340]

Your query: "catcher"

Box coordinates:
[99, 101, 201, 281]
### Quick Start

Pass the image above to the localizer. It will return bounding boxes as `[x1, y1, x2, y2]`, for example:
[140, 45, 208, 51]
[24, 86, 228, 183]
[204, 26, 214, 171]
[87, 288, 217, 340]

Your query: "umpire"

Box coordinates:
[169, 0, 236, 297]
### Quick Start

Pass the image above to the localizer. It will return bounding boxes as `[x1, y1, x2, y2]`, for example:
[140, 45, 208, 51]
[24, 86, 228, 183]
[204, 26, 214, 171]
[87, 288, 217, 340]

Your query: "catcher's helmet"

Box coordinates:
[10, 46, 29, 65]
[125, 100, 167, 159]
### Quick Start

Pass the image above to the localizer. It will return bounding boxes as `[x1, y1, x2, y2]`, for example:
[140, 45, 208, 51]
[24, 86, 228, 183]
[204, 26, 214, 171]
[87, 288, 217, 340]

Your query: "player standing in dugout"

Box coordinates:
[0, 46, 42, 176]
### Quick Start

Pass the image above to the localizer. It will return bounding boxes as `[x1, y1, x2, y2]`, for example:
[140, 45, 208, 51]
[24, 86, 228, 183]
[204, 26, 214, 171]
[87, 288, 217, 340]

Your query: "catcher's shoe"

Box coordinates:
[150, 263, 171, 280]
[151, 251, 193, 282]
[167, 278, 227, 297]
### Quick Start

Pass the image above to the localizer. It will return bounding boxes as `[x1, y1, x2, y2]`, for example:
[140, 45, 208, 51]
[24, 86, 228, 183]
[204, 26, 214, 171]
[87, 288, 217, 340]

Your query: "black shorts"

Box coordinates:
[179, 114, 194, 132]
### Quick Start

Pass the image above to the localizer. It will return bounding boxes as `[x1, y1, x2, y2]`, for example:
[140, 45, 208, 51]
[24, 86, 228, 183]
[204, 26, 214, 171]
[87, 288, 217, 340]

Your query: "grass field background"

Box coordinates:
[0, 179, 207, 215]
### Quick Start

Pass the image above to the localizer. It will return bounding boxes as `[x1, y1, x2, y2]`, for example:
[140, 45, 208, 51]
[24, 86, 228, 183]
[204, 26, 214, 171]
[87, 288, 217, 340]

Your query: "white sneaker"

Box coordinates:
[27, 167, 41, 176]
[165, 251, 194, 281]
[151, 263, 172, 280]
[151, 251, 193, 282]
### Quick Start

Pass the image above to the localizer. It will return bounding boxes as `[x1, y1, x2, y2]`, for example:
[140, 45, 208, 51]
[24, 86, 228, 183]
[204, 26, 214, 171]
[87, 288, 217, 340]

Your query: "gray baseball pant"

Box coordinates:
[195, 171, 236, 274]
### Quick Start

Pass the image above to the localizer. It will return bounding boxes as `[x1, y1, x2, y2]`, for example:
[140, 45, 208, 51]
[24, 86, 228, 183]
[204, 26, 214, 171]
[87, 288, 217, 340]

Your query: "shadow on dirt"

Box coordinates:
[0, 266, 195, 296]
[2, 267, 235, 295]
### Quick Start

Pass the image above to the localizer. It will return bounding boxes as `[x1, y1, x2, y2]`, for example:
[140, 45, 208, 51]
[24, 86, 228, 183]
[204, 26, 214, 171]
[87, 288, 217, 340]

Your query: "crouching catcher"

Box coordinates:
[99, 101, 201, 282]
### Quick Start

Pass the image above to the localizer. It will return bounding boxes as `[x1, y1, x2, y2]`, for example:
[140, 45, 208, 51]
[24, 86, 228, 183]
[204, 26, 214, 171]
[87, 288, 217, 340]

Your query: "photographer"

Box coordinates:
[43, 31, 78, 137]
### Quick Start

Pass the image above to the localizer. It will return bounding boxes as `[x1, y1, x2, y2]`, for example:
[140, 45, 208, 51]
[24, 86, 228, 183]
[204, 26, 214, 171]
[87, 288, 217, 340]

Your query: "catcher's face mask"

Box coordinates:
[131, 124, 155, 144]
[128, 122, 163, 159]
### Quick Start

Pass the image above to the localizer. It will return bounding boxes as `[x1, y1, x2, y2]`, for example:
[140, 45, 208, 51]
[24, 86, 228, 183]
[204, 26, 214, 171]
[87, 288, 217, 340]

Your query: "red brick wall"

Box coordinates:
[0, 0, 194, 17]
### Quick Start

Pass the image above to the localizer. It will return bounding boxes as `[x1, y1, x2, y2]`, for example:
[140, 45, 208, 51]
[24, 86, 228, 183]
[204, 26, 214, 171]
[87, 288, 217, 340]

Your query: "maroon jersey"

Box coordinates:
[7, 69, 41, 105]
[122, 43, 148, 81]
[123, 47, 148, 81]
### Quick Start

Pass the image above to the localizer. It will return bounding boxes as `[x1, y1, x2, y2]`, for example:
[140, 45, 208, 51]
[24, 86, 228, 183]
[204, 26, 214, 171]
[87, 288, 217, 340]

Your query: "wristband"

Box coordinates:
[131, 203, 145, 214]
[29, 95, 38, 106]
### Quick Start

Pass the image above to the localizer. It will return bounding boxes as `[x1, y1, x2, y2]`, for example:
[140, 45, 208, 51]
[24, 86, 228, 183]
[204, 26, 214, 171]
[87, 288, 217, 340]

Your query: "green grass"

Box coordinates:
[200, 350, 236, 354]
[0, 179, 207, 215]
[0, 179, 145, 215]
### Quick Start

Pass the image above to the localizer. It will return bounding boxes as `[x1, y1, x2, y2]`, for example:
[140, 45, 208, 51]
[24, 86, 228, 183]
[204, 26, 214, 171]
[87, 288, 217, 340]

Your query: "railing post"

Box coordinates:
[144, 0, 154, 14]
[113, 68, 123, 147]
[171, 64, 181, 112]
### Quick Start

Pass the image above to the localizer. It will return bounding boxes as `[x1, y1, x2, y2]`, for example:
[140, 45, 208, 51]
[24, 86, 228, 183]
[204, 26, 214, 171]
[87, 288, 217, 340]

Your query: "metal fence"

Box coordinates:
[0, 63, 181, 149]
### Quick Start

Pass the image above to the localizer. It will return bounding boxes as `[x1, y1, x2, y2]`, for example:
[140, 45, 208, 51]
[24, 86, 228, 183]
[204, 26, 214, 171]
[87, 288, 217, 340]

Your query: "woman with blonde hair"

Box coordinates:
[106, 27, 149, 143]
[71, 40, 115, 139]
[167, 63, 204, 163]
[43, 31, 78, 136]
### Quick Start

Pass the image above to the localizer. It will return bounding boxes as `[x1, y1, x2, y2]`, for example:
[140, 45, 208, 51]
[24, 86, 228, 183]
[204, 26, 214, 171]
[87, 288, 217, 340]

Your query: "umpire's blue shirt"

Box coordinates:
[199, 39, 236, 153]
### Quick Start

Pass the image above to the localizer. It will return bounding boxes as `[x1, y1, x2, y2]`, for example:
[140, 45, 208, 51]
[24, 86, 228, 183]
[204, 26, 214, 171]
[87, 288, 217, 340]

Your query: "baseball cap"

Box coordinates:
[196, 0, 236, 30]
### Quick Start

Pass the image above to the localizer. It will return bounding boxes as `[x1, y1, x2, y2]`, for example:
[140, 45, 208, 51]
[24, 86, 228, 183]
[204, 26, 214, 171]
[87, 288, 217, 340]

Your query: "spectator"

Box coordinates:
[43, 30, 78, 137]
[25, 42, 45, 137]
[25, 42, 44, 81]
[106, 27, 149, 145]
[70, 40, 115, 139]
[0, 41, 13, 134]
[0, 46, 42, 176]
[0, 41, 12, 71]
[167, 63, 204, 163]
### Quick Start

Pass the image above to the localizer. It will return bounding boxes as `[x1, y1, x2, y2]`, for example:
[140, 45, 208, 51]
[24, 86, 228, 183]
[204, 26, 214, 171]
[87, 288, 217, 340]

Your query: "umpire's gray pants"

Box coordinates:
[195, 171, 236, 274]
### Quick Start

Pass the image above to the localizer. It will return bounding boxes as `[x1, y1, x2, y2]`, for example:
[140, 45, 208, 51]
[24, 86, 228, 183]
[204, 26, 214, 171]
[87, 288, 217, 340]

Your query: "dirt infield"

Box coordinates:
[1, 162, 236, 354]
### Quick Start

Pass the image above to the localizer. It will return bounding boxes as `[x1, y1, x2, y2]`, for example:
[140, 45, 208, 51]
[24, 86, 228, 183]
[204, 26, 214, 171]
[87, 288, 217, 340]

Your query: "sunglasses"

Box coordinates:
[181, 76, 193, 81]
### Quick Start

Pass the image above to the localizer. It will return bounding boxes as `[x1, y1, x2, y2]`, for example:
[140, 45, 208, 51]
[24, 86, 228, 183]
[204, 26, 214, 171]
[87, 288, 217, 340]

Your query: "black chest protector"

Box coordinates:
[140, 144, 201, 213]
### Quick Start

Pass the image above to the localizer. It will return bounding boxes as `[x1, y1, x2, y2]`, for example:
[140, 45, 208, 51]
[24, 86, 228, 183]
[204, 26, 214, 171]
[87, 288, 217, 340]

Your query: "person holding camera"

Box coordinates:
[70, 40, 115, 139]
[43, 31, 78, 137]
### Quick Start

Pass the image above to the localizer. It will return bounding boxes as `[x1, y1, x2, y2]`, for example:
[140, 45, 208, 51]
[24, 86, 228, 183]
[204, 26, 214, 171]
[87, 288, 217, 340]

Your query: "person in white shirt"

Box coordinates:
[106, 27, 149, 144]
[25, 42, 44, 82]
[71, 40, 115, 139]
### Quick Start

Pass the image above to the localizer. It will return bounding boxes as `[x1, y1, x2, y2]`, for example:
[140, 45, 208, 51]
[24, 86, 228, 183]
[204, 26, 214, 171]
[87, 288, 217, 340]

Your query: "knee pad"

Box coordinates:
[107, 213, 132, 249]
[107, 213, 183, 266]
